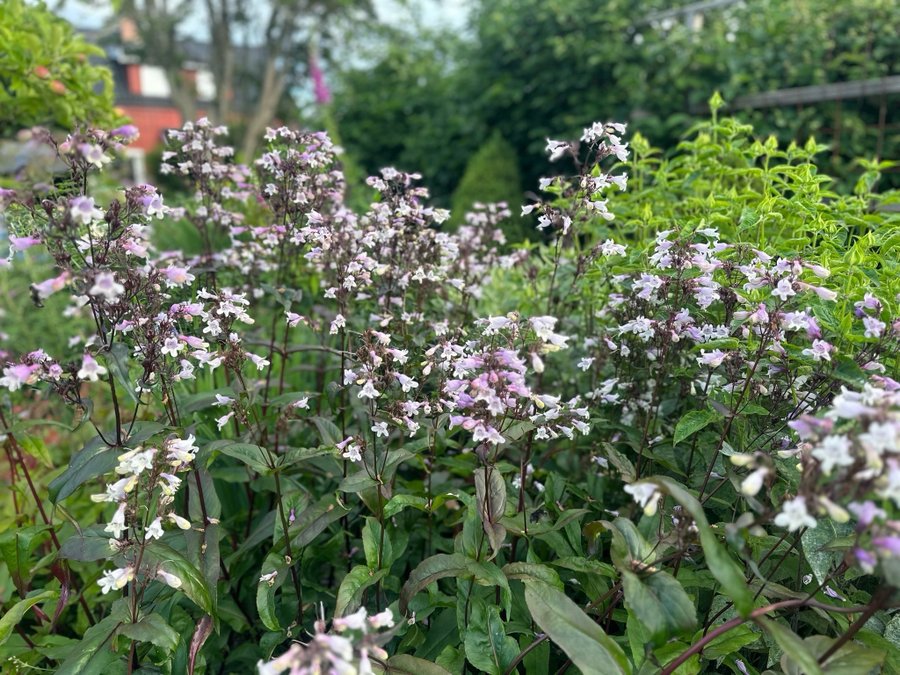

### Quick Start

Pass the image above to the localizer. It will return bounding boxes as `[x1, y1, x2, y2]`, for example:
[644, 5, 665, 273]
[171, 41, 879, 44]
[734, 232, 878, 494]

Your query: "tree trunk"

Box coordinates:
[167, 70, 197, 124]
[240, 58, 286, 160]
[205, 0, 235, 124]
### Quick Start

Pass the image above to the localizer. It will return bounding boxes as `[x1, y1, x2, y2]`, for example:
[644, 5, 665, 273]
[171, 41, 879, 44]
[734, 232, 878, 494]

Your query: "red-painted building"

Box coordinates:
[80, 19, 217, 181]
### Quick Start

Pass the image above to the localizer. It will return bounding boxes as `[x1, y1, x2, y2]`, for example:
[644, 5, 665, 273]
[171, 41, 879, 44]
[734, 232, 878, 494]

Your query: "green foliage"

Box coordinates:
[0, 0, 122, 135]
[336, 0, 899, 195]
[469, 0, 899, 190]
[333, 36, 485, 203]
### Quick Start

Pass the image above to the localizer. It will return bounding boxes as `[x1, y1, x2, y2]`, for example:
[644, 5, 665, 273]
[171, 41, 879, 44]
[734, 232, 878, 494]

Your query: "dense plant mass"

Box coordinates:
[0, 100, 899, 675]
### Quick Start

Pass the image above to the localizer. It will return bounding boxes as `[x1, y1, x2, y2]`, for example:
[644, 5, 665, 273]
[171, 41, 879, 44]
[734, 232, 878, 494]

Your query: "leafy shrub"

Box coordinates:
[0, 0, 122, 136]
[0, 106, 898, 675]
[451, 131, 525, 240]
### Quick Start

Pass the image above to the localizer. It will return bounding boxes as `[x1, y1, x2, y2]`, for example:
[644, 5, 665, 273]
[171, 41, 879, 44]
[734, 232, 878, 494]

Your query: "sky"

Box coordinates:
[53, 0, 471, 35]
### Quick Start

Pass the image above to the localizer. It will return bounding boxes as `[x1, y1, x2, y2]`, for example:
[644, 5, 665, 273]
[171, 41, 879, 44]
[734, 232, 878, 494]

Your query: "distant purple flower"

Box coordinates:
[848, 501, 886, 529]
[873, 536, 900, 556]
[111, 124, 140, 141]
[9, 235, 41, 251]
[805, 316, 822, 339]
[855, 547, 877, 571]
[788, 415, 834, 440]
[802, 339, 833, 362]
[69, 196, 104, 225]
[309, 52, 331, 105]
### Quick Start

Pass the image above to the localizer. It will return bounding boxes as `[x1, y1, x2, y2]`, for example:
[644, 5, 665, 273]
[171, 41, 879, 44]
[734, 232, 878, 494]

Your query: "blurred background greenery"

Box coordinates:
[1, 0, 898, 209]
[332, 0, 899, 207]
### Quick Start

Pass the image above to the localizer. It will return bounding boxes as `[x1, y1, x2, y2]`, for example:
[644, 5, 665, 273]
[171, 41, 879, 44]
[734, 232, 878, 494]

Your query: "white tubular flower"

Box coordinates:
[115, 447, 156, 476]
[104, 502, 127, 539]
[774, 496, 817, 532]
[168, 513, 192, 530]
[358, 381, 380, 399]
[166, 434, 198, 467]
[97, 566, 134, 594]
[89, 272, 125, 302]
[157, 569, 182, 589]
[91, 476, 135, 503]
[77, 354, 107, 382]
[145, 516, 164, 540]
[740, 467, 768, 496]
[624, 482, 661, 516]
[369, 609, 394, 629]
[333, 607, 367, 632]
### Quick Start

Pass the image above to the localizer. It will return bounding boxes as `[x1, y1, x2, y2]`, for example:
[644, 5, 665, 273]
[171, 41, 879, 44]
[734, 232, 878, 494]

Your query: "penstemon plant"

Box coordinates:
[0, 100, 898, 675]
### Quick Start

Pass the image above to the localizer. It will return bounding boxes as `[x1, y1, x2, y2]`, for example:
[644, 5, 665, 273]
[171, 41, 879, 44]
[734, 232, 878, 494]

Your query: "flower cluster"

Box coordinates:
[257, 607, 395, 675]
[93, 432, 197, 594]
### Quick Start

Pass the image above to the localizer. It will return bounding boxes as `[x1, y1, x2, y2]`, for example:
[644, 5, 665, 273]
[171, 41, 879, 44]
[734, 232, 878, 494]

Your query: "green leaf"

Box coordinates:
[602, 517, 654, 570]
[603, 442, 636, 482]
[119, 613, 179, 653]
[884, 615, 900, 650]
[56, 613, 126, 675]
[414, 608, 459, 662]
[521, 632, 550, 674]
[106, 341, 138, 403]
[285, 495, 350, 550]
[280, 445, 333, 468]
[180, 388, 237, 413]
[694, 623, 759, 660]
[833, 356, 867, 386]
[384, 494, 429, 518]
[648, 476, 754, 616]
[0, 525, 49, 593]
[801, 521, 853, 586]
[206, 440, 272, 474]
[501, 508, 589, 537]
[59, 526, 114, 562]
[502, 562, 563, 589]
[621, 568, 697, 641]
[464, 597, 518, 675]
[468, 560, 512, 617]
[311, 415, 343, 446]
[267, 391, 315, 407]
[855, 631, 900, 674]
[257, 552, 285, 632]
[788, 635, 885, 675]
[19, 435, 52, 468]
[386, 654, 453, 675]
[756, 617, 823, 675]
[143, 543, 215, 616]
[362, 517, 394, 570]
[673, 410, 721, 445]
[474, 465, 507, 560]
[0, 589, 57, 646]
[739, 403, 770, 416]
[335, 565, 388, 617]
[550, 556, 616, 578]
[400, 553, 509, 615]
[626, 610, 652, 667]
[48, 434, 115, 503]
[340, 449, 414, 493]
[523, 579, 631, 675]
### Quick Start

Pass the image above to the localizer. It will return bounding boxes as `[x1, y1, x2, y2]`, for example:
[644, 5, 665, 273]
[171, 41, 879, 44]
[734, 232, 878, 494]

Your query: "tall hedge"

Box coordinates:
[451, 131, 524, 238]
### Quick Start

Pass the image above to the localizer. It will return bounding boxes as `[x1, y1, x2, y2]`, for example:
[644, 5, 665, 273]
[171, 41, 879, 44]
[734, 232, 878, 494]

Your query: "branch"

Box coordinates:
[662, 598, 880, 675]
